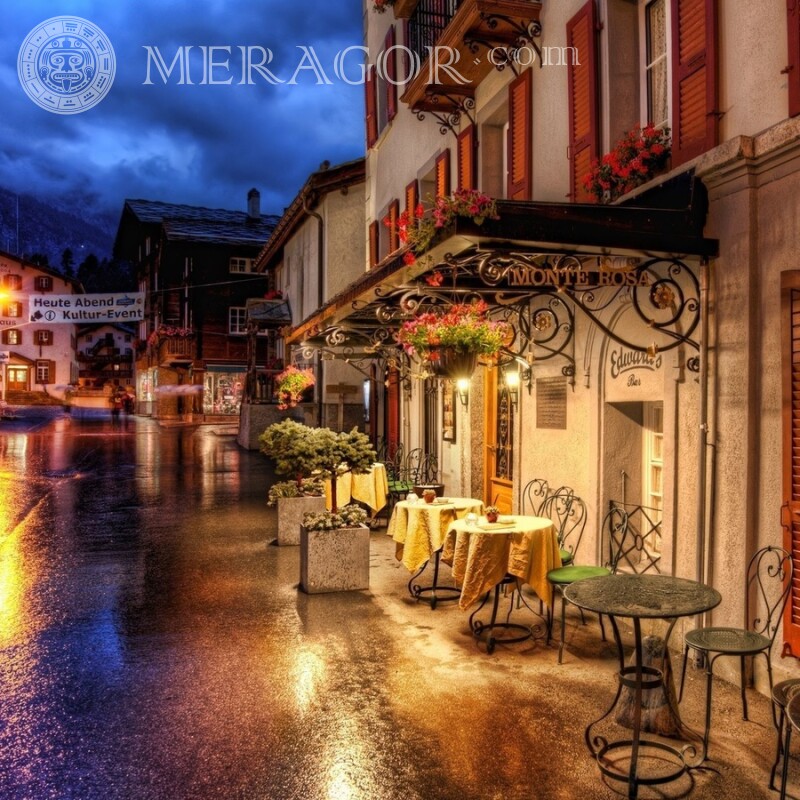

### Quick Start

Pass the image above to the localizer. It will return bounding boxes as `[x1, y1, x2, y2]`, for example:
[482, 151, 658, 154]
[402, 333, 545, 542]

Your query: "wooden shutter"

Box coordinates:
[365, 64, 378, 149]
[369, 220, 379, 268]
[387, 200, 400, 252]
[405, 180, 419, 219]
[567, 0, 599, 202]
[386, 366, 401, 458]
[670, 0, 718, 165]
[385, 26, 398, 122]
[457, 125, 477, 191]
[507, 69, 532, 201]
[435, 150, 451, 197]
[788, 0, 800, 117]
[782, 271, 800, 656]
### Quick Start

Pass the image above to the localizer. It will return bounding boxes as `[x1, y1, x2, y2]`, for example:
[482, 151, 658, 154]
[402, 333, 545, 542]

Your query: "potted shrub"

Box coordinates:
[300, 504, 370, 593]
[260, 419, 328, 546]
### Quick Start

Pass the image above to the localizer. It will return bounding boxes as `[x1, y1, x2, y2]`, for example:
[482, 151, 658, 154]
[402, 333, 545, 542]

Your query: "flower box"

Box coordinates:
[300, 524, 371, 594]
[276, 495, 327, 546]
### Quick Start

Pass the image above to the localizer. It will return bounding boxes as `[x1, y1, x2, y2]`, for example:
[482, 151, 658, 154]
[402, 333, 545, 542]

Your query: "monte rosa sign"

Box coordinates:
[29, 293, 144, 323]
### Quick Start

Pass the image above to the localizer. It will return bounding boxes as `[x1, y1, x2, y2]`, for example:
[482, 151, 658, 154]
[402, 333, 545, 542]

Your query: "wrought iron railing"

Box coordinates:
[608, 500, 662, 574]
[407, 0, 461, 65]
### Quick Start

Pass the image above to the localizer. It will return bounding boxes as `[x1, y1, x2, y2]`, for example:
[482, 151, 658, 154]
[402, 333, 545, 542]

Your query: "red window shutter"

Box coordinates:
[369, 220, 379, 268]
[385, 27, 398, 122]
[507, 69, 532, 201]
[788, 0, 800, 117]
[365, 64, 378, 149]
[435, 150, 451, 197]
[567, 0, 599, 202]
[670, 0, 718, 165]
[387, 199, 400, 252]
[782, 272, 800, 656]
[457, 125, 477, 191]
[386, 367, 400, 457]
[405, 180, 419, 219]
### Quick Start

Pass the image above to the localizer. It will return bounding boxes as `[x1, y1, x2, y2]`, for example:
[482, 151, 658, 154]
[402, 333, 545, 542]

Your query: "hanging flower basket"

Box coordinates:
[397, 301, 509, 378]
[274, 366, 315, 409]
[428, 349, 479, 381]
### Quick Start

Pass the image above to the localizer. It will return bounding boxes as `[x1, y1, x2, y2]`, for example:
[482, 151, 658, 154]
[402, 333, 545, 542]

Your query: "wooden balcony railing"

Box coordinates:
[156, 336, 195, 364]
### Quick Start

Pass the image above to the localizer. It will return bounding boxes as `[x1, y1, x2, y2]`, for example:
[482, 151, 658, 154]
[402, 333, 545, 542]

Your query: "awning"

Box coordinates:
[288, 173, 718, 376]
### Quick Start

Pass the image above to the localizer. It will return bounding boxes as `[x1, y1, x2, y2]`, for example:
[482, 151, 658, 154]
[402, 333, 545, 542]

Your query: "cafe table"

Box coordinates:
[441, 515, 561, 652]
[324, 463, 389, 515]
[564, 573, 722, 800]
[388, 496, 484, 607]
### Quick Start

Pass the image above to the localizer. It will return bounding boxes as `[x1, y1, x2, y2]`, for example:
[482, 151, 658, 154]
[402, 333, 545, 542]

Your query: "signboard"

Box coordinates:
[0, 351, 9, 364]
[29, 292, 145, 323]
[604, 345, 664, 402]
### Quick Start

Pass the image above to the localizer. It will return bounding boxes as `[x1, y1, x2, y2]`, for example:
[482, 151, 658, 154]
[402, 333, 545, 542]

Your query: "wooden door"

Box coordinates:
[484, 365, 514, 513]
[7, 367, 27, 391]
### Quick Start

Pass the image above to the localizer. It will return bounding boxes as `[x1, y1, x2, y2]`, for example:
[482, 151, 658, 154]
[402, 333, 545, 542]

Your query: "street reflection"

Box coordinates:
[0, 530, 22, 645]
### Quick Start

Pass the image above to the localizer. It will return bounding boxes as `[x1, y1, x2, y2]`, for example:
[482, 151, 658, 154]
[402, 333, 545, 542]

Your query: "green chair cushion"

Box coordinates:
[547, 564, 610, 585]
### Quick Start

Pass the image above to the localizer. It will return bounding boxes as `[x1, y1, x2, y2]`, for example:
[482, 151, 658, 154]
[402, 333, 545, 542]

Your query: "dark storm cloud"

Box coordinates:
[0, 1, 366, 219]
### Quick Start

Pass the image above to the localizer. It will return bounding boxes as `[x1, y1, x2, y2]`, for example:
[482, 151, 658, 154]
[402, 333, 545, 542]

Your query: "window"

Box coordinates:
[2, 274, 22, 290]
[229, 307, 247, 334]
[3, 302, 22, 318]
[35, 360, 52, 383]
[2, 329, 20, 345]
[369, 221, 379, 268]
[457, 125, 477, 191]
[34, 276, 53, 292]
[35, 330, 53, 346]
[230, 257, 254, 274]
[643, 401, 664, 557]
[642, 0, 669, 129]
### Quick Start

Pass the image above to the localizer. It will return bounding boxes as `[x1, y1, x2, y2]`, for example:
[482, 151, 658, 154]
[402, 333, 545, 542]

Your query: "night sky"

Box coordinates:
[1, 2, 366, 222]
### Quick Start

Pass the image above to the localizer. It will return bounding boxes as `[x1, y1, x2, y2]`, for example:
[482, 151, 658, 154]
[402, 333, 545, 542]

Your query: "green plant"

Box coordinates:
[259, 421, 377, 512]
[302, 503, 368, 531]
[397, 300, 510, 360]
[267, 478, 325, 507]
[275, 365, 315, 409]
[372, 0, 395, 11]
[384, 190, 499, 265]
[582, 125, 671, 203]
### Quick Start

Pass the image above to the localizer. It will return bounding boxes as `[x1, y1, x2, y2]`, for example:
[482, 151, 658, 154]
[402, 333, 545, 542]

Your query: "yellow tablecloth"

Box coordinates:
[441, 515, 561, 610]
[324, 463, 389, 513]
[388, 497, 484, 573]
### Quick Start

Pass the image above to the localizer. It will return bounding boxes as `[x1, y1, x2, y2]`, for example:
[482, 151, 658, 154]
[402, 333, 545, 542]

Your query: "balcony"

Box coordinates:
[401, 0, 542, 114]
[156, 336, 196, 366]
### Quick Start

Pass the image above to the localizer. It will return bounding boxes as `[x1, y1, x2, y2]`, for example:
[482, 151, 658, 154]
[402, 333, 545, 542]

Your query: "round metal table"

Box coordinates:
[564, 573, 721, 800]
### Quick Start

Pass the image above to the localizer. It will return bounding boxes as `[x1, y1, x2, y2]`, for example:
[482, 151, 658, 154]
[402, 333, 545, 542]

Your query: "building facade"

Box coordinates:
[0, 251, 81, 403]
[113, 191, 278, 419]
[281, 0, 800, 695]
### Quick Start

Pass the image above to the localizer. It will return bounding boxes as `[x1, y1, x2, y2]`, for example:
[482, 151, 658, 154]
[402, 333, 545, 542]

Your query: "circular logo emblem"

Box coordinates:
[17, 16, 116, 114]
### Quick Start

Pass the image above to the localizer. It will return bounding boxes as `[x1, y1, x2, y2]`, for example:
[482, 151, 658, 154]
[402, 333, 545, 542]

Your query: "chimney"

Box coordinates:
[247, 188, 260, 220]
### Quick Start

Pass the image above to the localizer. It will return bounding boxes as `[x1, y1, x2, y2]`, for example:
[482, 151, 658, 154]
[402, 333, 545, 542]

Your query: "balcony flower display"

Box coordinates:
[397, 300, 510, 379]
[372, 0, 395, 11]
[384, 189, 499, 266]
[146, 325, 194, 347]
[274, 365, 315, 409]
[582, 125, 671, 203]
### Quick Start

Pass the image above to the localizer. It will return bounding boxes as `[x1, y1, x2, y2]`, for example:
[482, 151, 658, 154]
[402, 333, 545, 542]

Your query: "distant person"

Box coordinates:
[110, 392, 123, 420]
[123, 391, 135, 414]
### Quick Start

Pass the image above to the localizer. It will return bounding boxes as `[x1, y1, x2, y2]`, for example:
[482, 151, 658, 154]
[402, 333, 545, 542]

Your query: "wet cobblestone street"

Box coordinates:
[0, 415, 787, 799]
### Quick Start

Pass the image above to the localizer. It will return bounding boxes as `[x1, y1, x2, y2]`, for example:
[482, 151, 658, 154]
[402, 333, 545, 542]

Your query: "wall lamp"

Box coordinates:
[504, 363, 533, 408]
[456, 377, 470, 406]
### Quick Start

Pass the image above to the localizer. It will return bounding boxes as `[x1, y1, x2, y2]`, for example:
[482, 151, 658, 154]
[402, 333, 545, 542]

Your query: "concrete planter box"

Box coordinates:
[300, 524, 370, 594]
[276, 495, 327, 546]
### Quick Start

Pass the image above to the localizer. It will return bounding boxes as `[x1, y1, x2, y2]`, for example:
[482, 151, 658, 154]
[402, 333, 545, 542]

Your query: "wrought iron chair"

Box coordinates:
[545, 503, 630, 664]
[404, 448, 425, 485]
[521, 478, 549, 516]
[677, 544, 793, 755]
[542, 487, 583, 567]
[385, 443, 410, 514]
[413, 453, 443, 495]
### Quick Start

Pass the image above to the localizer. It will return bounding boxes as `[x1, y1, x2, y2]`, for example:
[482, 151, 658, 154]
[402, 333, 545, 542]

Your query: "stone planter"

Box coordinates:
[300, 524, 370, 594]
[276, 495, 326, 546]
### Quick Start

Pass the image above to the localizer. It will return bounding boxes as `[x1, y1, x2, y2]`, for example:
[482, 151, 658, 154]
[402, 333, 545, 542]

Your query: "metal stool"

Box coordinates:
[772, 678, 800, 794]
